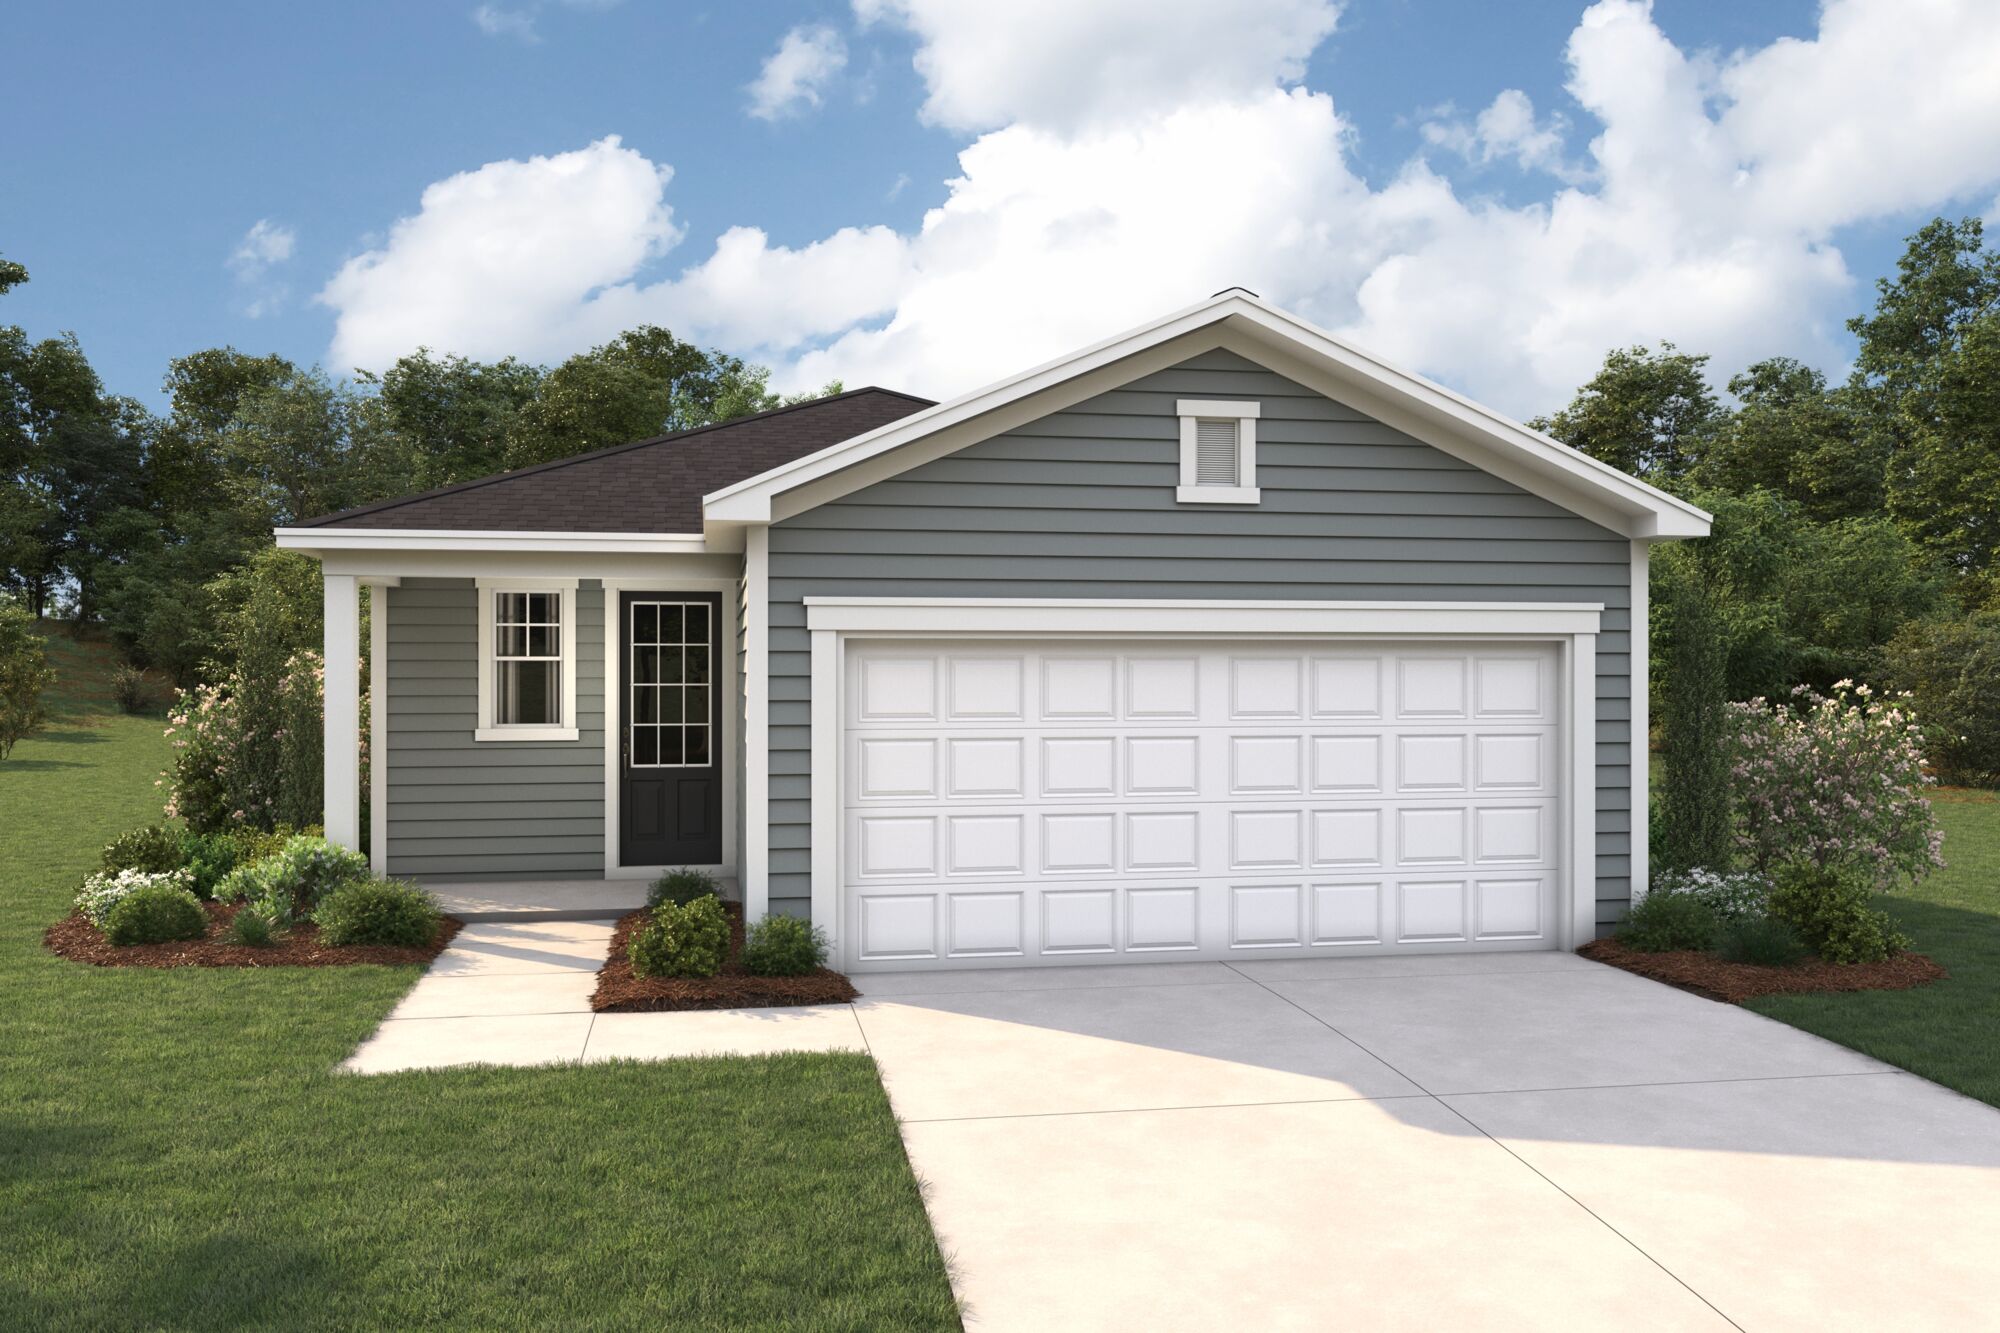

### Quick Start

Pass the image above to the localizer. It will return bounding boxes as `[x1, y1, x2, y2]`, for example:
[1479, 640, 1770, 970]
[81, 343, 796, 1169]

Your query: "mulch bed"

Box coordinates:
[44, 901, 463, 969]
[592, 903, 858, 1012]
[1579, 937, 1948, 1004]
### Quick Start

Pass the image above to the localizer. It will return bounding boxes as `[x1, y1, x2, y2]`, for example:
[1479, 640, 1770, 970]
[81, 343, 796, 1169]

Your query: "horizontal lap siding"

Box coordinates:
[384, 578, 605, 881]
[766, 349, 1635, 926]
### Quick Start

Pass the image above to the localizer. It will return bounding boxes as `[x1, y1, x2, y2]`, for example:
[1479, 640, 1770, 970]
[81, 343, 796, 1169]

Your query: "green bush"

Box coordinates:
[0, 598, 55, 762]
[629, 894, 729, 978]
[179, 831, 242, 899]
[227, 903, 280, 948]
[647, 867, 718, 911]
[1768, 863, 1912, 964]
[743, 913, 829, 977]
[1654, 576, 1732, 872]
[104, 884, 208, 946]
[100, 824, 188, 876]
[315, 879, 441, 948]
[1617, 889, 1720, 953]
[1878, 610, 2000, 785]
[1715, 915, 1810, 966]
[111, 663, 151, 714]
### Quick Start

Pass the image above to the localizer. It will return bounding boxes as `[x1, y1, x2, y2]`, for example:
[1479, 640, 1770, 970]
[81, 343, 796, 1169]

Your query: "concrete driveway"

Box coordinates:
[852, 952, 2000, 1331]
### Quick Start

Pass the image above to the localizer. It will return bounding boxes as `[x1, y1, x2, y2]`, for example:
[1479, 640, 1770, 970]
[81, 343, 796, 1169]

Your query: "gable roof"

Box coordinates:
[297, 386, 933, 534]
[705, 292, 1711, 541]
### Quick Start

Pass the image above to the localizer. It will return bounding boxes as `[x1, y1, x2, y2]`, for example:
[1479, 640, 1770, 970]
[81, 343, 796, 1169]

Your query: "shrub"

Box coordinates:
[1655, 577, 1733, 872]
[227, 903, 280, 948]
[1767, 863, 1911, 965]
[214, 834, 366, 924]
[179, 831, 242, 899]
[0, 599, 56, 761]
[1715, 916, 1810, 967]
[1728, 682, 1945, 891]
[104, 884, 208, 946]
[163, 646, 337, 834]
[647, 867, 718, 911]
[743, 913, 830, 977]
[1617, 888, 1720, 953]
[1650, 867, 1770, 923]
[100, 824, 188, 876]
[1878, 610, 2000, 786]
[75, 868, 195, 926]
[315, 879, 441, 948]
[629, 894, 729, 978]
[111, 664, 151, 714]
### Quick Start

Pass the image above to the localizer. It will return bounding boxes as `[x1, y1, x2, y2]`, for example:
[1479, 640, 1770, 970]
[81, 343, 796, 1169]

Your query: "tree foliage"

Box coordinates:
[1530, 342, 1722, 485]
[0, 596, 55, 760]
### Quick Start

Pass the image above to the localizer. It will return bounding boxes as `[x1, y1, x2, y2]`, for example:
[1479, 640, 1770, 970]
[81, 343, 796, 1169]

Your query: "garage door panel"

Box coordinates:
[843, 640, 1565, 970]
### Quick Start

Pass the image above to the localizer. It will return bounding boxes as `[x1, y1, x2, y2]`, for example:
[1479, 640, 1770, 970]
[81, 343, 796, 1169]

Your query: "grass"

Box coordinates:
[1, 632, 958, 1330]
[1748, 788, 2000, 1109]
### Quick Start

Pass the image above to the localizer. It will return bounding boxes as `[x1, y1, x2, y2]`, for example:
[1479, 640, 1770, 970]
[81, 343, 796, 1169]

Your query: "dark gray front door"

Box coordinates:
[620, 591, 722, 866]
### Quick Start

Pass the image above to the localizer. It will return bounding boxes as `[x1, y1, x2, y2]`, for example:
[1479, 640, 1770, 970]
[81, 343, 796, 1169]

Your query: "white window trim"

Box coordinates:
[1175, 398, 1261, 504]
[801, 595, 1603, 967]
[475, 576, 579, 742]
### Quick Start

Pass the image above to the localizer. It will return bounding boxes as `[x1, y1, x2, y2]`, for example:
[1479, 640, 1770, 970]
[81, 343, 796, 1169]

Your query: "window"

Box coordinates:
[1176, 398, 1260, 504]
[476, 578, 579, 741]
[629, 599, 713, 767]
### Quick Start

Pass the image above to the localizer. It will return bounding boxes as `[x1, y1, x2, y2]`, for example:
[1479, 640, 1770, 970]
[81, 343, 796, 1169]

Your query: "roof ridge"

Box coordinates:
[300, 385, 934, 527]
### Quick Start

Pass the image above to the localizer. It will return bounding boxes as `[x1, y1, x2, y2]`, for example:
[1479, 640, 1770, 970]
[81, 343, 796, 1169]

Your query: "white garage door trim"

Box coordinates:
[806, 598, 1600, 971]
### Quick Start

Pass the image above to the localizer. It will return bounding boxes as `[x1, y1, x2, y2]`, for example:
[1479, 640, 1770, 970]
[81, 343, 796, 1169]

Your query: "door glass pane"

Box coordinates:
[686, 726, 710, 765]
[659, 645, 683, 685]
[684, 604, 708, 644]
[661, 687, 683, 723]
[633, 725, 658, 766]
[660, 605, 684, 645]
[685, 646, 709, 685]
[627, 600, 714, 767]
[659, 726, 685, 766]
[634, 603, 657, 644]
[684, 686, 707, 723]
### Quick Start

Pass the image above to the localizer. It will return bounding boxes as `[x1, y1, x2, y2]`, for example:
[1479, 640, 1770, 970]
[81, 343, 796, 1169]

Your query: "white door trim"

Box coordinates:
[601, 577, 740, 881]
[803, 597, 1604, 637]
[804, 598, 1603, 967]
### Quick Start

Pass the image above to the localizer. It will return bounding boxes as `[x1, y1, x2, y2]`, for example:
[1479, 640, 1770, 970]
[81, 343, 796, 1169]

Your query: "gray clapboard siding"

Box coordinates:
[383, 578, 605, 881]
[767, 348, 1636, 927]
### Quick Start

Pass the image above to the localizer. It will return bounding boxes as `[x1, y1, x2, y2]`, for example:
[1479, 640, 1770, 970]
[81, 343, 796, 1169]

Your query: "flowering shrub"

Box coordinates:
[1649, 867, 1770, 923]
[75, 868, 195, 927]
[1728, 682, 1945, 892]
[163, 650, 365, 834]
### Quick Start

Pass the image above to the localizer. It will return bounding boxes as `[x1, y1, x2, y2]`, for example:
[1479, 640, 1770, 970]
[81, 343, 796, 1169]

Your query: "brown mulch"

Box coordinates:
[43, 901, 463, 969]
[1579, 937, 1948, 1004]
[592, 904, 859, 1012]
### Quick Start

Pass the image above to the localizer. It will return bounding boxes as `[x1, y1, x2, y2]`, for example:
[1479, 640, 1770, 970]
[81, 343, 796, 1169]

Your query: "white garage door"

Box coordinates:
[841, 640, 1563, 971]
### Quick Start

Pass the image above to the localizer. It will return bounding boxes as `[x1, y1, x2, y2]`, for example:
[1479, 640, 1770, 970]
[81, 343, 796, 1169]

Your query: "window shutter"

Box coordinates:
[1194, 418, 1239, 485]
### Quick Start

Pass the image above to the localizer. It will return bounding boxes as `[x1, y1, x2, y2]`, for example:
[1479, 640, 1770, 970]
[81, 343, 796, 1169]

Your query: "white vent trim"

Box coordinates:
[1176, 398, 1260, 505]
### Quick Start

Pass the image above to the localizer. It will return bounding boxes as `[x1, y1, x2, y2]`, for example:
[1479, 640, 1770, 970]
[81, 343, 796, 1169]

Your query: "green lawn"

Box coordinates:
[1, 632, 958, 1330]
[1749, 789, 2000, 1109]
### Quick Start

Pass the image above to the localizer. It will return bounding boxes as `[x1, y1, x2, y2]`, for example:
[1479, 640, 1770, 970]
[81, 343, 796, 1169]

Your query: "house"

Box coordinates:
[278, 290, 1710, 973]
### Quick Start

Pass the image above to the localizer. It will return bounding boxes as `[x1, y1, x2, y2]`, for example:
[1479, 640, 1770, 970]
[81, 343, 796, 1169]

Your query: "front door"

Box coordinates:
[620, 591, 723, 867]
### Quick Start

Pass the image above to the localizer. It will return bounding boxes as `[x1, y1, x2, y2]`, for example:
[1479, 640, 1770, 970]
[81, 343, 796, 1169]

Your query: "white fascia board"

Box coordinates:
[276, 527, 708, 555]
[803, 597, 1604, 638]
[701, 297, 1254, 523]
[703, 290, 1713, 541]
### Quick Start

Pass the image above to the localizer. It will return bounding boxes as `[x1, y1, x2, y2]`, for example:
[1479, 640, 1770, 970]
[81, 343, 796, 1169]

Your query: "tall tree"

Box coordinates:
[361, 348, 543, 491]
[1530, 343, 1722, 487]
[1696, 359, 1885, 521]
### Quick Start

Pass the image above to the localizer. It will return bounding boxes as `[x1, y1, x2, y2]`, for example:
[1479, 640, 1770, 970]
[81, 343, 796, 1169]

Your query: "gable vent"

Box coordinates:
[1194, 418, 1239, 485]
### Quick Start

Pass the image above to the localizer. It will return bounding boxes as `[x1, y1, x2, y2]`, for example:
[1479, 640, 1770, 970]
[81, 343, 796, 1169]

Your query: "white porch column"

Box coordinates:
[364, 580, 391, 875]
[323, 573, 361, 850]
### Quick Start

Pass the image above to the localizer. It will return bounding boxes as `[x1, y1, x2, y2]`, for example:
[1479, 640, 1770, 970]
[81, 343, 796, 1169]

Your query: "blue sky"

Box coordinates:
[5, 1, 1994, 417]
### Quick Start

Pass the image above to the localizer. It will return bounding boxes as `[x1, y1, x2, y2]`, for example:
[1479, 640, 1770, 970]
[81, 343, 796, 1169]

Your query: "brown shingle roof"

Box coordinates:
[301, 387, 933, 533]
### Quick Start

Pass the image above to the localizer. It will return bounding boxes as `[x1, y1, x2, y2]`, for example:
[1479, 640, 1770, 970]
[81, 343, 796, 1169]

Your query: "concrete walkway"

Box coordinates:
[345, 933, 2000, 1330]
[341, 921, 864, 1073]
[854, 953, 2000, 1332]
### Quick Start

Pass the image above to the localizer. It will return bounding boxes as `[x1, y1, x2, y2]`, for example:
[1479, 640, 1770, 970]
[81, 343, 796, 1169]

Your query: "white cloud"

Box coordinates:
[747, 25, 848, 121]
[230, 219, 296, 276]
[1422, 90, 1583, 182]
[854, 0, 1341, 132]
[322, 0, 2000, 419]
[472, 5, 539, 42]
[228, 220, 297, 318]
